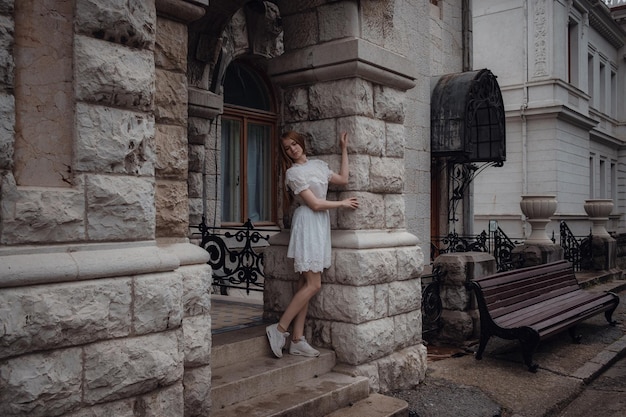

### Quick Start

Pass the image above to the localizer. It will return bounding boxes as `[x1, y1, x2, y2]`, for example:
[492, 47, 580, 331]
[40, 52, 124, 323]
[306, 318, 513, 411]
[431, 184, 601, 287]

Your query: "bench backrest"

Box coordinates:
[471, 260, 579, 319]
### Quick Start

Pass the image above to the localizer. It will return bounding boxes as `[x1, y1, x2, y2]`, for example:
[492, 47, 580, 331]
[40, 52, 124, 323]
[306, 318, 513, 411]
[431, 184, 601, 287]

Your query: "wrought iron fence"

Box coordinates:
[198, 217, 271, 295]
[431, 227, 523, 272]
[493, 227, 526, 271]
[432, 221, 596, 273]
[430, 230, 489, 261]
[559, 221, 593, 271]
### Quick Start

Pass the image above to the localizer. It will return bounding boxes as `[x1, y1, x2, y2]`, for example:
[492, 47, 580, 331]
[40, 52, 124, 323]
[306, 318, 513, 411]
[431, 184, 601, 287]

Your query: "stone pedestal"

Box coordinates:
[512, 243, 564, 267]
[584, 199, 617, 272]
[431, 252, 497, 345]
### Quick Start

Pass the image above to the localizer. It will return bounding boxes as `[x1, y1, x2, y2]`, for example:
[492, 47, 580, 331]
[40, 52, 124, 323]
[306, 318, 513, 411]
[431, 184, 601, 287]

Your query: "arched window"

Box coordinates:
[221, 61, 277, 224]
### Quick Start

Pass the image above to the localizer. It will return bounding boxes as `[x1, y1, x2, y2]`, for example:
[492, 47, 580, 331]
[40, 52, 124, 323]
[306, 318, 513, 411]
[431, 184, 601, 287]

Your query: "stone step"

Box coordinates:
[325, 393, 409, 417]
[211, 372, 371, 417]
[212, 323, 271, 369]
[212, 346, 337, 409]
[576, 270, 622, 288]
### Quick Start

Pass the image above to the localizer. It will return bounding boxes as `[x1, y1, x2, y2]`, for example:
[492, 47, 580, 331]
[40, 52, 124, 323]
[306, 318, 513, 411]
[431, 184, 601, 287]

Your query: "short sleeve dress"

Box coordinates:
[285, 159, 334, 273]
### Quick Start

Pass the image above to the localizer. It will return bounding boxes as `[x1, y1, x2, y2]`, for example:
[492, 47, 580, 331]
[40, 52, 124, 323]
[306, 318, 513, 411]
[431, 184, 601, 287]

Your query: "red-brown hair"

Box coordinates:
[279, 131, 307, 203]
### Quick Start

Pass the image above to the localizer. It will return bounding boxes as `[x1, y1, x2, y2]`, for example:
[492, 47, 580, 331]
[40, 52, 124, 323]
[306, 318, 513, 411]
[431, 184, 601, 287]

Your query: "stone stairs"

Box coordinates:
[210, 324, 408, 417]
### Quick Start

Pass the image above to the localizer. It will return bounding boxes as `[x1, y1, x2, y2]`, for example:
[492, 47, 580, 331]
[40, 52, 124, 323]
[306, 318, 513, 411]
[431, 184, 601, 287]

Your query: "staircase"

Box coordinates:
[210, 324, 408, 417]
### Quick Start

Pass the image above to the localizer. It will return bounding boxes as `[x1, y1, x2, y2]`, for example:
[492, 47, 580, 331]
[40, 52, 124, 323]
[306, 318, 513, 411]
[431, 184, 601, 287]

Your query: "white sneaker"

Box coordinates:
[266, 323, 289, 358]
[289, 337, 320, 357]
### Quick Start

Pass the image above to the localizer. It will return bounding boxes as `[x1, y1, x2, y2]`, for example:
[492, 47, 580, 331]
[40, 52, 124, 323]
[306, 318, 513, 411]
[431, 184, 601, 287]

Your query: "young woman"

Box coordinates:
[266, 130, 358, 358]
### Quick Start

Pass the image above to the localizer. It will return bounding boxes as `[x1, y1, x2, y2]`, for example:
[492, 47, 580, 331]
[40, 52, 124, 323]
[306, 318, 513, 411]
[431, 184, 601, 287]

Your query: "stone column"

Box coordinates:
[0, 2, 208, 416]
[155, 3, 214, 417]
[264, 5, 426, 392]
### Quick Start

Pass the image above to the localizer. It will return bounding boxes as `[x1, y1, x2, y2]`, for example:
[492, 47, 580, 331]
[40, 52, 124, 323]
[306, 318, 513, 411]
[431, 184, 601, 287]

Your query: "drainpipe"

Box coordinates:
[462, 0, 472, 72]
[462, 0, 473, 234]
[521, 0, 530, 238]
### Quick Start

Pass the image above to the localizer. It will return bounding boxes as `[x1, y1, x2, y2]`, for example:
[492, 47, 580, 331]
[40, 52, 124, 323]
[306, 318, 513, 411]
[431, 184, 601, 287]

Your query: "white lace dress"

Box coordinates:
[285, 159, 333, 273]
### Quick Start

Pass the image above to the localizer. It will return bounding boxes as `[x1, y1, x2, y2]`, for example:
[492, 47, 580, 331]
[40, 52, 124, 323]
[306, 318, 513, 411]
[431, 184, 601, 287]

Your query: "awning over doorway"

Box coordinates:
[431, 69, 506, 163]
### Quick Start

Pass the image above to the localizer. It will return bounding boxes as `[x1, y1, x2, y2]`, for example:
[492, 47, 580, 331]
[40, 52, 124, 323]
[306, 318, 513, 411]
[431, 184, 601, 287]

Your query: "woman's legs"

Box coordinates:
[278, 270, 321, 339]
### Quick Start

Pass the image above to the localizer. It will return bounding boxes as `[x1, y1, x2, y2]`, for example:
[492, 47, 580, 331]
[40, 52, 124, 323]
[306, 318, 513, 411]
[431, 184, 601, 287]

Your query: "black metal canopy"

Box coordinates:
[431, 69, 506, 163]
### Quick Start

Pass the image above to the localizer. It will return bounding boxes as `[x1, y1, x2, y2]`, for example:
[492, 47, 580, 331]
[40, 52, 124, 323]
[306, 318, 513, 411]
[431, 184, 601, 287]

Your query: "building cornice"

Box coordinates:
[587, 0, 626, 48]
[506, 104, 599, 131]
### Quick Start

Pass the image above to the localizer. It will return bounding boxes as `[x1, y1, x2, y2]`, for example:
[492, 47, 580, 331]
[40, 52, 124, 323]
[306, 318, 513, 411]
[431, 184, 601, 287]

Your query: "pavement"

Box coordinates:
[391, 277, 626, 417]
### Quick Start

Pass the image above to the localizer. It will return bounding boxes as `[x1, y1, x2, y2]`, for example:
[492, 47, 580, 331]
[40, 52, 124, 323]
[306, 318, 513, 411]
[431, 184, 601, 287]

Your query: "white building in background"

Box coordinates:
[471, 0, 626, 239]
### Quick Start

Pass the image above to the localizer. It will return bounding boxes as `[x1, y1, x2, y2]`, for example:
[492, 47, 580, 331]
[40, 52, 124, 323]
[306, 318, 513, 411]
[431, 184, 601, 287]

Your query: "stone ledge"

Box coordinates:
[268, 37, 417, 90]
[0, 241, 180, 288]
[156, 0, 206, 23]
[157, 238, 211, 266]
[269, 229, 419, 249]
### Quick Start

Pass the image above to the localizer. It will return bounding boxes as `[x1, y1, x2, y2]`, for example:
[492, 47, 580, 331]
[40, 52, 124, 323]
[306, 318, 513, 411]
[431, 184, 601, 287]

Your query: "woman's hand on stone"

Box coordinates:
[340, 132, 348, 151]
[342, 197, 359, 209]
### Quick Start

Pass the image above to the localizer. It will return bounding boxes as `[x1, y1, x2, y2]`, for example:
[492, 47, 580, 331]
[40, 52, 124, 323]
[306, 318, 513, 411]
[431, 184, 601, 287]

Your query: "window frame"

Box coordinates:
[221, 104, 278, 227]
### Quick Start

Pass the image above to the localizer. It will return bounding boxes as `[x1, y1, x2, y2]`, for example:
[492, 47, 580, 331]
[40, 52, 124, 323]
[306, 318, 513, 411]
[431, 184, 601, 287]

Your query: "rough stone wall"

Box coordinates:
[2, 0, 156, 245]
[0, 0, 15, 182]
[155, 14, 189, 239]
[0, 1, 211, 416]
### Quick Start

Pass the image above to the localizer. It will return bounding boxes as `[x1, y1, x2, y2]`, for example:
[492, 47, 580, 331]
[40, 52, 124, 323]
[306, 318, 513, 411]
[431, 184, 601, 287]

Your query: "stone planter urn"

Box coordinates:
[584, 199, 614, 237]
[520, 195, 558, 244]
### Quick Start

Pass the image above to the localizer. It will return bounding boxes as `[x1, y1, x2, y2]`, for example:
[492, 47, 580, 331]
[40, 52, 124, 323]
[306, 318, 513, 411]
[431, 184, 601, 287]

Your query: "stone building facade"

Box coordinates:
[0, 0, 467, 415]
[471, 0, 626, 239]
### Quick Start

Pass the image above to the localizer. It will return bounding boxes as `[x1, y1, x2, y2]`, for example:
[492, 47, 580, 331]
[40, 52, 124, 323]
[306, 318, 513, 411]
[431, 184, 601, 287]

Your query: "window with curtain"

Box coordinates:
[221, 61, 276, 224]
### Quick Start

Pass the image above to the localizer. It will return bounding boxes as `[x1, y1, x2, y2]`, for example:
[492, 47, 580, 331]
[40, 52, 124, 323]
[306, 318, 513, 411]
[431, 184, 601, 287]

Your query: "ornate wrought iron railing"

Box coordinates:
[493, 227, 525, 271]
[198, 217, 271, 295]
[431, 228, 523, 272]
[559, 221, 592, 271]
[430, 230, 490, 262]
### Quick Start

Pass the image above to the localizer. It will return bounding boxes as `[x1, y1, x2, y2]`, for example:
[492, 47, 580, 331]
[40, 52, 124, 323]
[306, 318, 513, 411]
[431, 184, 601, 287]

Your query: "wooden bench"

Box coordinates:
[470, 260, 619, 372]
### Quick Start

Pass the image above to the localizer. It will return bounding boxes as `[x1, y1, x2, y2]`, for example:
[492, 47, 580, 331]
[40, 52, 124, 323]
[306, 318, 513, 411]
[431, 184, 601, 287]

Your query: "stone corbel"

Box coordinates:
[188, 87, 224, 119]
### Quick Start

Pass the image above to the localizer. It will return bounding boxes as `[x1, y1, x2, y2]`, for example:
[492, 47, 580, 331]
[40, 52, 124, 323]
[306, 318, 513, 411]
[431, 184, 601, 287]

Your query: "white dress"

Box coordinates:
[285, 159, 333, 273]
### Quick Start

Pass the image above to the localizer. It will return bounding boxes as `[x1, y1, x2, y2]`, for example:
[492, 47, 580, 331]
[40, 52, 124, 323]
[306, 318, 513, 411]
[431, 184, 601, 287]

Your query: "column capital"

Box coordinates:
[268, 37, 417, 90]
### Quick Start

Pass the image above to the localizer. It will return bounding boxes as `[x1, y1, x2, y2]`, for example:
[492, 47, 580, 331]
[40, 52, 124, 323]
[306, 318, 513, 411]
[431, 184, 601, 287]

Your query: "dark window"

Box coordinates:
[221, 61, 277, 224]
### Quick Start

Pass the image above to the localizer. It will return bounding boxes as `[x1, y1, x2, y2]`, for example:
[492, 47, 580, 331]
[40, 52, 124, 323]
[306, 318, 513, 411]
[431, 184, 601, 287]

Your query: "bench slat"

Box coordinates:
[473, 260, 571, 287]
[484, 281, 579, 312]
[480, 268, 575, 295]
[495, 292, 615, 329]
[490, 288, 593, 319]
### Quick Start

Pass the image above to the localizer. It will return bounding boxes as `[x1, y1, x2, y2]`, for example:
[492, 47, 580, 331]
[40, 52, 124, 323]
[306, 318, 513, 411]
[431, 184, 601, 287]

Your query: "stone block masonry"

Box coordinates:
[0, 1, 210, 416]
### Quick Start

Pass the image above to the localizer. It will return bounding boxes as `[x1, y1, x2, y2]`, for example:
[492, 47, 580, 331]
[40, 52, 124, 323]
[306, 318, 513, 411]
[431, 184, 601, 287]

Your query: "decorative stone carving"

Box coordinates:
[520, 194, 557, 244]
[244, 1, 283, 58]
[533, 0, 548, 77]
[584, 199, 614, 237]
